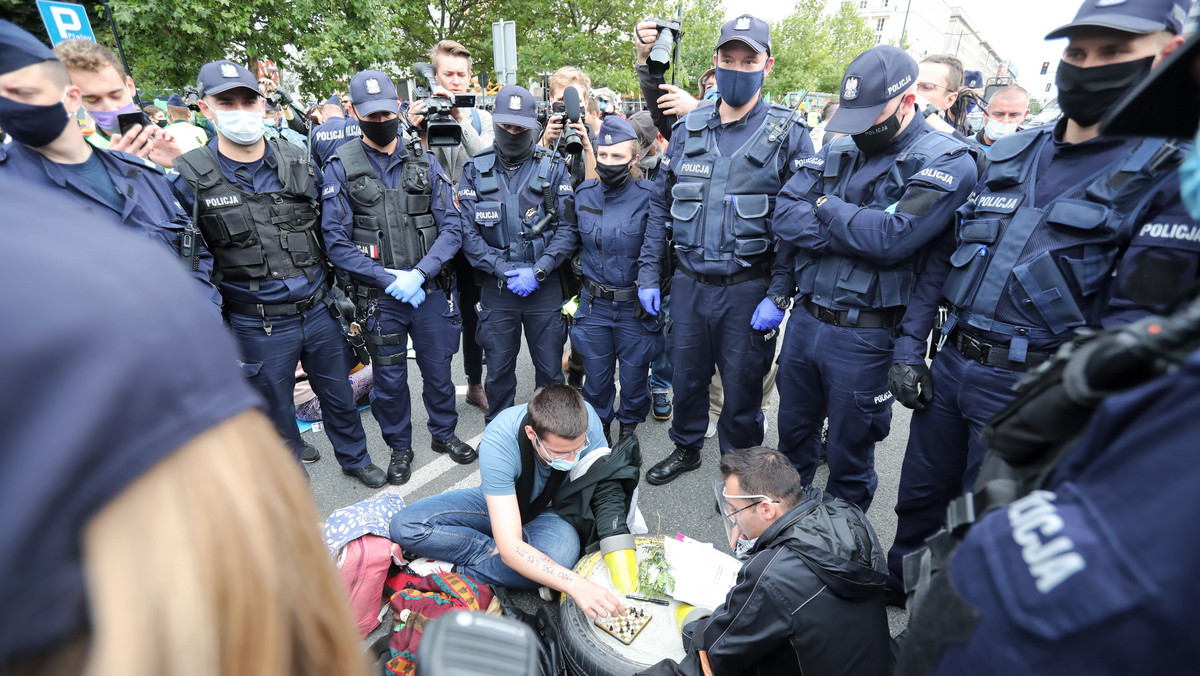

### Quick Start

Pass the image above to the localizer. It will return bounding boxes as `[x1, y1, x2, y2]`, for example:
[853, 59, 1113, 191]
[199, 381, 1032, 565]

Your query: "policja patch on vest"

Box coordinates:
[678, 160, 713, 178]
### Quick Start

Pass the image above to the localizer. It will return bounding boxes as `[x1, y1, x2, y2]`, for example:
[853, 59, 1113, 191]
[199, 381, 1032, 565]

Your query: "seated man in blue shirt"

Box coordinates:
[391, 384, 638, 620]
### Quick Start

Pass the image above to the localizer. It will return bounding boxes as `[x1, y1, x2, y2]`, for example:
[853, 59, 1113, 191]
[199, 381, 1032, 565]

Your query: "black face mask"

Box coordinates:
[358, 117, 399, 147]
[852, 106, 903, 155]
[1055, 56, 1153, 128]
[494, 125, 536, 165]
[0, 96, 71, 148]
[596, 160, 631, 187]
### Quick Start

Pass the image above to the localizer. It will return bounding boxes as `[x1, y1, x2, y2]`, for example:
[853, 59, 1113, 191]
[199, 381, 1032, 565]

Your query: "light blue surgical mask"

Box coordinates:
[1180, 127, 1200, 220]
[534, 432, 586, 472]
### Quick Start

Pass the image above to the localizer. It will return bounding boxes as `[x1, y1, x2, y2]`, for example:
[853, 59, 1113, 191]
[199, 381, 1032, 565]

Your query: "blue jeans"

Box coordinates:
[390, 487, 581, 589]
[649, 294, 673, 394]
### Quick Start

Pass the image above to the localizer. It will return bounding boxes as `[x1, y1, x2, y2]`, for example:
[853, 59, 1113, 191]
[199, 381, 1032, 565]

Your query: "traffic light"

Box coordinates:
[1040, 62, 1050, 75]
[1046, 83, 1052, 92]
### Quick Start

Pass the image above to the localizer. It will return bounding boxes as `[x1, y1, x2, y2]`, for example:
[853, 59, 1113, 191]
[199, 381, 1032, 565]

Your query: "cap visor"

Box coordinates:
[1101, 34, 1200, 139]
[716, 37, 767, 54]
[824, 103, 888, 135]
[1045, 15, 1166, 40]
[492, 113, 537, 129]
[353, 99, 398, 116]
[203, 82, 263, 97]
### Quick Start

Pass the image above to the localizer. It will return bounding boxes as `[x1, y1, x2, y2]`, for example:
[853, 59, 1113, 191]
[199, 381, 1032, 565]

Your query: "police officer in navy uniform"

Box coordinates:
[0, 21, 219, 312]
[638, 15, 813, 485]
[570, 116, 664, 442]
[773, 46, 977, 513]
[310, 95, 361, 168]
[885, 0, 1196, 601]
[171, 59, 383, 487]
[902, 15, 1200, 673]
[322, 70, 474, 486]
[459, 84, 578, 422]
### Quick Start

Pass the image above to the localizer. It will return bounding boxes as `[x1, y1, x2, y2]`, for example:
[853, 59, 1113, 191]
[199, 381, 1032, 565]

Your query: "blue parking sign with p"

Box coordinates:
[36, 0, 96, 45]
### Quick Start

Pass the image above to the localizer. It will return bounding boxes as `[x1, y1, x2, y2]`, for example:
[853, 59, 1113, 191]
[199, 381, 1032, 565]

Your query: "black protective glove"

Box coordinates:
[888, 362, 934, 411]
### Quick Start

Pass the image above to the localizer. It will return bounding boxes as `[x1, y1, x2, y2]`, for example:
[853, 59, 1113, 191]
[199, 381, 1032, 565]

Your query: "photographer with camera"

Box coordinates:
[539, 66, 597, 185]
[634, 17, 699, 141]
[407, 41, 493, 182]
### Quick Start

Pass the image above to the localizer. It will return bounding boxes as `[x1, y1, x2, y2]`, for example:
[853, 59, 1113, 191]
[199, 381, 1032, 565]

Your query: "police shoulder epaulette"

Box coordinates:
[633, 177, 657, 192]
[576, 177, 600, 192]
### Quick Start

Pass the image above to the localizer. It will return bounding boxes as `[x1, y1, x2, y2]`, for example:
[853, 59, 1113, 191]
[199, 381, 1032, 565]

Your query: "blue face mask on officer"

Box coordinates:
[0, 87, 72, 148]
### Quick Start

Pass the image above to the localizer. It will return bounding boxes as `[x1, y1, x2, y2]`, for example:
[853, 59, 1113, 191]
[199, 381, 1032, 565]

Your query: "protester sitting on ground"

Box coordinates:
[294, 362, 374, 422]
[0, 177, 367, 676]
[390, 384, 640, 619]
[639, 447, 893, 676]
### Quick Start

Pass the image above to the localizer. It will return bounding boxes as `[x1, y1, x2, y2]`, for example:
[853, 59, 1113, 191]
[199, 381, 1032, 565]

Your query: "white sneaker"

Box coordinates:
[705, 417, 718, 439]
[408, 557, 454, 576]
[539, 586, 556, 602]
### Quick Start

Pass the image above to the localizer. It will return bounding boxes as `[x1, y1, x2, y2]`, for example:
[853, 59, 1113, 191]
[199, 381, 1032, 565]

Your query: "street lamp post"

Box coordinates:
[900, 0, 914, 48]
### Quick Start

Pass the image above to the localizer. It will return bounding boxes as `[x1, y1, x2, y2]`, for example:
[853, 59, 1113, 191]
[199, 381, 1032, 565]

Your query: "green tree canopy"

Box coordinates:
[767, 0, 875, 98]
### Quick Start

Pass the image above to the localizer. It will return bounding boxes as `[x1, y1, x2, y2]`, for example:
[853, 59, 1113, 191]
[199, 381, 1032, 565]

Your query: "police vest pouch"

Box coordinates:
[943, 243, 989, 307]
[1011, 254, 1088, 335]
[349, 175, 384, 206]
[201, 210, 254, 247]
[284, 231, 316, 267]
[728, 194, 771, 258]
[213, 243, 266, 274]
[959, 219, 1001, 244]
[475, 201, 502, 229]
[1044, 200, 1110, 233]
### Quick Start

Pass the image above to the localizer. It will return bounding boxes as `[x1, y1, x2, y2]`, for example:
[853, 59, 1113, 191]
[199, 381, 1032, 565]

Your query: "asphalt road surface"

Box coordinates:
[306, 336, 911, 638]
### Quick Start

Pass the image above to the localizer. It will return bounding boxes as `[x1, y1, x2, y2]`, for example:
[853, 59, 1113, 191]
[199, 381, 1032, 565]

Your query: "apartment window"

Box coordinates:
[877, 18, 886, 31]
[875, 34, 882, 44]
[882, 0, 889, 6]
[859, 0, 867, 8]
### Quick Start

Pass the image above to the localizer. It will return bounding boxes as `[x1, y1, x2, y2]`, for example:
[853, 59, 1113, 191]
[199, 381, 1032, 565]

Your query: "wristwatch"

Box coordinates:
[813, 195, 829, 215]
[534, 268, 548, 282]
[768, 294, 793, 311]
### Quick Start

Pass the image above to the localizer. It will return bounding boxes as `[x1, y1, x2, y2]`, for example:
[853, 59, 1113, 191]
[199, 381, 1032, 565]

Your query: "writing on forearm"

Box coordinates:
[513, 543, 577, 587]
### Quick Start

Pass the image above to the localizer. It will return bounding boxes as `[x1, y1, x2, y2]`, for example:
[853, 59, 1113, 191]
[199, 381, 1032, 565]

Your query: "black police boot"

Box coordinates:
[646, 445, 701, 486]
[343, 462, 387, 489]
[619, 422, 638, 441]
[386, 448, 415, 485]
[567, 368, 585, 390]
[301, 442, 321, 464]
[432, 435, 477, 464]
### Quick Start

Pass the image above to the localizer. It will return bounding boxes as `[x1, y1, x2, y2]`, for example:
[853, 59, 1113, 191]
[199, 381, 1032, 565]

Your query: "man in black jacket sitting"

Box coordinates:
[641, 447, 893, 676]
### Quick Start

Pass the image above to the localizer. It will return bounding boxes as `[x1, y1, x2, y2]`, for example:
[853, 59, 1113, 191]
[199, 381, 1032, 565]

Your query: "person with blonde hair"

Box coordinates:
[0, 175, 367, 675]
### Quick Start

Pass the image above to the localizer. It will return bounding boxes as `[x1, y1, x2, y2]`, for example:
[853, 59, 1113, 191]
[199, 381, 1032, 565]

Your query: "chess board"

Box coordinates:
[593, 606, 652, 645]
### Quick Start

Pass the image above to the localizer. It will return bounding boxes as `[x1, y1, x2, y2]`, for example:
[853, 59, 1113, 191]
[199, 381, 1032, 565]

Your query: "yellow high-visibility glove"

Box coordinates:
[599, 534, 639, 595]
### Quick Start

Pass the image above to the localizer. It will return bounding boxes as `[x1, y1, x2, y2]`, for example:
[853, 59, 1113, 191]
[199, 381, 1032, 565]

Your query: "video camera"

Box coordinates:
[413, 62, 477, 147]
[182, 84, 202, 112]
[644, 11, 683, 79]
[549, 85, 583, 155]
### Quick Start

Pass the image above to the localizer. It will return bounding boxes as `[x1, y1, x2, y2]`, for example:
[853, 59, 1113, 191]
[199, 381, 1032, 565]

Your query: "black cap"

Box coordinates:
[716, 14, 771, 55]
[0, 178, 260, 662]
[1101, 30, 1200, 138]
[197, 59, 263, 97]
[826, 45, 919, 135]
[349, 70, 399, 116]
[492, 85, 539, 129]
[1045, 0, 1187, 39]
[0, 19, 57, 76]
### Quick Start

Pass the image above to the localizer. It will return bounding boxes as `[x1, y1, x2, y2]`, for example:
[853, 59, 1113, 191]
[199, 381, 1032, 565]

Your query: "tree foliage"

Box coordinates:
[3, 0, 872, 103]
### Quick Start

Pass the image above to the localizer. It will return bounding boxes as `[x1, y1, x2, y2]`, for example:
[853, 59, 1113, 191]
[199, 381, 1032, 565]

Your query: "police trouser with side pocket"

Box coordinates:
[368, 293, 461, 452]
[229, 305, 370, 470]
[476, 273, 566, 423]
[569, 288, 665, 425]
[668, 271, 773, 454]
[886, 344, 1022, 588]
[776, 308, 894, 512]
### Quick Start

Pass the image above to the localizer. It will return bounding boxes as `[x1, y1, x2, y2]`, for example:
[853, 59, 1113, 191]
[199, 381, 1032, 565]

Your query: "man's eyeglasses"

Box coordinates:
[916, 81, 952, 95]
[533, 431, 589, 459]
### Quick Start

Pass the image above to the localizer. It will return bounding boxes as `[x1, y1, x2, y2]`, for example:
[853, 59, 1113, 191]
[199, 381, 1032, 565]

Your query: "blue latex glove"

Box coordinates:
[406, 286, 426, 308]
[750, 298, 784, 331]
[504, 268, 539, 297]
[638, 288, 661, 316]
[385, 269, 425, 303]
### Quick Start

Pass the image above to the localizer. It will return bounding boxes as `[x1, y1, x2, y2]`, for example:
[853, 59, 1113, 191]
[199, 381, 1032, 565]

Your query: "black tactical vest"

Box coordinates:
[337, 139, 436, 271]
[175, 137, 321, 285]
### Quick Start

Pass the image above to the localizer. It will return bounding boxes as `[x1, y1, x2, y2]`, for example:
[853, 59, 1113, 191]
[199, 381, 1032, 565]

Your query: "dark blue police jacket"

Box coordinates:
[309, 116, 359, 168]
[321, 137, 460, 291]
[574, 176, 654, 289]
[170, 138, 326, 306]
[0, 141, 220, 311]
[937, 345, 1200, 674]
